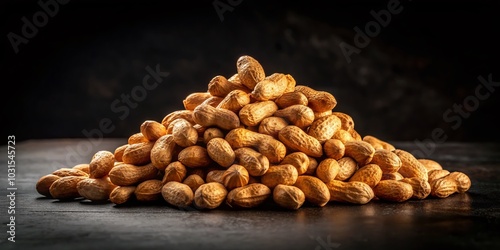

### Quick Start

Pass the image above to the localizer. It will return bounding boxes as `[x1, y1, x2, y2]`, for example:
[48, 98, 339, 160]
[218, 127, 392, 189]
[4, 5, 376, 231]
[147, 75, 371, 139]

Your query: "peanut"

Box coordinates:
[177, 145, 213, 168]
[36, 174, 61, 197]
[307, 114, 342, 144]
[295, 85, 337, 112]
[294, 176, 330, 207]
[272, 184, 306, 210]
[335, 156, 358, 181]
[193, 103, 240, 130]
[49, 176, 88, 200]
[280, 152, 309, 175]
[348, 164, 382, 188]
[109, 186, 136, 205]
[323, 139, 345, 160]
[315, 158, 340, 183]
[140, 120, 167, 141]
[226, 183, 271, 208]
[77, 177, 117, 202]
[208, 75, 250, 97]
[393, 149, 428, 181]
[370, 149, 402, 174]
[236, 55, 266, 90]
[261, 164, 298, 189]
[251, 73, 289, 101]
[418, 158, 443, 171]
[161, 181, 194, 208]
[401, 177, 431, 200]
[373, 180, 413, 202]
[89, 150, 115, 178]
[134, 179, 163, 202]
[108, 163, 158, 186]
[273, 104, 315, 129]
[122, 141, 154, 166]
[162, 161, 187, 184]
[207, 138, 236, 168]
[344, 140, 375, 166]
[326, 180, 374, 205]
[278, 125, 323, 158]
[222, 164, 250, 190]
[234, 147, 269, 176]
[194, 182, 228, 209]
[52, 168, 89, 178]
[183, 92, 213, 110]
[217, 89, 251, 113]
[258, 116, 288, 139]
[225, 127, 287, 163]
[172, 118, 199, 147]
[183, 174, 205, 193]
[239, 101, 278, 127]
[150, 134, 179, 171]
[274, 91, 308, 109]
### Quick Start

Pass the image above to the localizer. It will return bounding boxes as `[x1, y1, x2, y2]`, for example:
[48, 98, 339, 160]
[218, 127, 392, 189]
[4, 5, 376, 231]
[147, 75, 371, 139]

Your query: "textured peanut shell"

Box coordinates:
[140, 120, 167, 141]
[36, 174, 61, 197]
[307, 114, 342, 144]
[280, 152, 309, 175]
[77, 177, 117, 201]
[207, 138, 236, 168]
[222, 164, 250, 190]
[52, 168, 89, 178]
[258, 116, 289, 139]
[150, 134, 178, 171]
[217, 89, 251, 112]
[162, 161, 187, 184]
[348, 164, 382, 188]
[401, 177, 431, 199]
[251, 73, 289, 101]
[161, 181, 194, 208]
[134, 179, 163, 202]
[275, 91, 308, 109]
[273, 104, 315, 129]
[109, 186, 136, 205]
[393, 149, 428, 181]
[294, 176, 330, 207]
[49, 176, 88, 200]
[344, 140, 375, 166]
[89, 150, 115, 178]
[295, 85, 337, 112]
[373, 180, 413, 202]
[108, 163, 158, 186]
[236, 55, 266, 90]
[177, 145, 213, 168]
[183, 92, 213, 110]
[239, 101, 278, 127]
[172, 118, 198, 148]
[122, 142, 154, 166]
[273, 184, 306, 210]
[323, 139, 345, 160]
[370, 149, 402, 174]
[315, 158, 340, 183]
[194, 182, 228, 209]
[226, 183, 271, 208]
[193, 103, 240, 131]
[261, 164, 298, 189]
[335, 157, 358, 181]
[278, 125, 323, 158]
[225, 128, 286, 163]
[234, 147, 269, 176]
[326, 180, 374, 205]
[183, 174, 205, 193]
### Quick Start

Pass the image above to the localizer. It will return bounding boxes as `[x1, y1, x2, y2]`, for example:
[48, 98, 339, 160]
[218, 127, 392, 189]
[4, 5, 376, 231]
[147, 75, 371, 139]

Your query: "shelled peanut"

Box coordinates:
[35, 55, 472, 210]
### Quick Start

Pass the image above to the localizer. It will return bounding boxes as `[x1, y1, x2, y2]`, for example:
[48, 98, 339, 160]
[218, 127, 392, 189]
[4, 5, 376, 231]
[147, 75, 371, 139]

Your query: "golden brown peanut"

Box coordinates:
[193, 103, 240, 131]
[295, 85, 337, 112]
[206, 170, 226, 184]
[128, 132, 149, 144]
[344, 140, 375, 166]
[109, 186, 136, 205]
[207, 138, 236, 168]
[194, 182, 228, 209]
[323, 139, 345, 160]
[236, 55, 266, 90]
[52, 168, 89, 178]
[216, 89, 251, 113]
[275, 91, 308, 109]
[331, 129, 355, 144]
[140, 120, 167, 141]
[370, 149, 402, 174]
[36, 174, 61, 197]
[251, 73, 289, 101]
[49, 176, 87, 200]
[234, 147, 269, 176]
[177, 145, 213, 168]
[280, 152, 309, 175]
[326, 180, 374, 205]
[226, 183, 271, 208]
[316, 158, 340, 183]
[261, 164, 298, 189]
[373, 180, 413, 202]
[187, 168, 207, 180]
[172, 118, 198, 148]
[222, 164, 250, 190]
[401, 177, 431, 199]
[381, 172, 404, 181]
[362, 135, 396, 151]
[72, 163, 90, 174]
[239, 101, 278, 127]
[307, 114, 342, 144]
[393, 149, 429, 181]
[77, 177, 117, 202]
[350, 130, 363, 141]
[113, 144, 128, 162]
[294, 176, 330, 207]
[89, 150, 115, 178]
[304, 157, 319, 176]
[150, 134, 178, 171]
[208, 75, 250, 97]
[108, 163, 158, 186]
[332, 112, 355, 132]
[122, 141, 154, 166]
[278, 125, 323, 158]
[449, 172, 472, 193]
[162, 161, 187, 184]
[282, 73, 295, 91]
[273, 104, 315, 129]
[203, 127, 225, 144]
[183, 92, 213, 110]
[418, 159, 443, 171]
[314, 110, 333, 120]
[161, 110, 195, 129]
[272, 184, 306, 210]
[225, 128, 287, 163]
[200, 96, 224, 108]
[134, 179, 163, 202]
[183, 174, 205, 193]
[427, 169, 450, 183]
[348, 164, 382, 188]
[258, 116, 289, 139]
[161, 181, 194, 208]
[335, 157, 358, 181]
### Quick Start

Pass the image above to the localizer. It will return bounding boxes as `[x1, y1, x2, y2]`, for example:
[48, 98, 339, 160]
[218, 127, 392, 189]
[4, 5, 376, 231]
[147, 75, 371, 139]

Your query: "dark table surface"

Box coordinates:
[1, 139, 499, 250]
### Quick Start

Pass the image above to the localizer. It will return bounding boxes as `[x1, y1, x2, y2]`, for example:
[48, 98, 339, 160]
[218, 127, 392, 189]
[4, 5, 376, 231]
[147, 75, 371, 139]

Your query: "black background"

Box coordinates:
[2, 0, 499, 144]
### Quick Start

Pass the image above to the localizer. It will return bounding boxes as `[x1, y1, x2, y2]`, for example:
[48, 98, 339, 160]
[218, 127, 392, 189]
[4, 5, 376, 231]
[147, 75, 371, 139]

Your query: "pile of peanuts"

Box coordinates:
[36, 55, 472, 210]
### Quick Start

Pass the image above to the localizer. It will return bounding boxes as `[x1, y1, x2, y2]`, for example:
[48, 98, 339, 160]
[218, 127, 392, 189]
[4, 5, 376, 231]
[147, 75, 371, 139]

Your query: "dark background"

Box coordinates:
[2, 0, 499, 145]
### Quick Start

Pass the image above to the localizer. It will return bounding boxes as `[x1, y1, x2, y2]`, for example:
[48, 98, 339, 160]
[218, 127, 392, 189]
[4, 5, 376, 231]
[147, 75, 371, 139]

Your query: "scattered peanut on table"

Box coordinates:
[36, 55, 472, 210]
